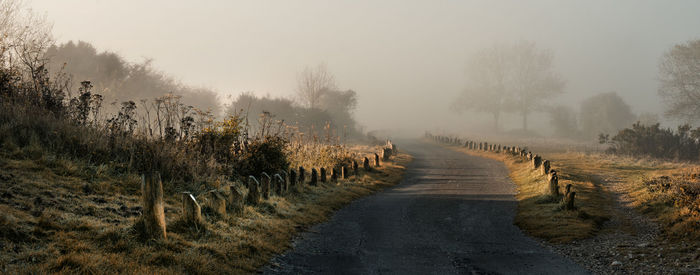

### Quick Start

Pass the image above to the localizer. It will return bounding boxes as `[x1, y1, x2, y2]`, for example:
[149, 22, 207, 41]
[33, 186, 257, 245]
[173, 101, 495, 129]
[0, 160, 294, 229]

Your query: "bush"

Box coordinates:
[234, 136, 289, 177]
[603, 122, 700, 161]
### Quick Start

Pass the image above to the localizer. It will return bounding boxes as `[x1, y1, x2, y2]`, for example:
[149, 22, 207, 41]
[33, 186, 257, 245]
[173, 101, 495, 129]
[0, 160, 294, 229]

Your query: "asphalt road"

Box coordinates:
[264, 140, 588, 274]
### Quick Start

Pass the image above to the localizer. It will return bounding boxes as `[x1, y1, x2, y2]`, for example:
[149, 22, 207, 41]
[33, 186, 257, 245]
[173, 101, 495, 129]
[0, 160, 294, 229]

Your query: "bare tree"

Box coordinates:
[451, 45, 510, 131]
[452, 42, 564, 131]
[658, 39, 700, 123]
[0, 0, 54, 89]
[296, 63, 336, 109]
[509, 41, 564, 131]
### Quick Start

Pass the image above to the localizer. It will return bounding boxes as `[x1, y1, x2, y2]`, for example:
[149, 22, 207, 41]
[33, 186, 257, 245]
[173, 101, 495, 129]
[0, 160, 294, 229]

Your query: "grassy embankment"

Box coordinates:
[0, 142, 411, 274]
[448, 146, 610, 243]
[446, 143, 699, 245]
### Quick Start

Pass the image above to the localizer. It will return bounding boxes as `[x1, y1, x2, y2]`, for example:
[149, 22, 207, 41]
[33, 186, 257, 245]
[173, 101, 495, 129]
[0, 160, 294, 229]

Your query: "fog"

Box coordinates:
[30, 0, 700, 137]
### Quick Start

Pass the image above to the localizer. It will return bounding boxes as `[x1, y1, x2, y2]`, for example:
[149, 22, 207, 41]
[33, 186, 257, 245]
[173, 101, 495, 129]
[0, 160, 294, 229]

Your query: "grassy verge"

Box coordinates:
[0, 144, 411, 274]
[445, 146, 611, 243]
[445, 142, 699, 244]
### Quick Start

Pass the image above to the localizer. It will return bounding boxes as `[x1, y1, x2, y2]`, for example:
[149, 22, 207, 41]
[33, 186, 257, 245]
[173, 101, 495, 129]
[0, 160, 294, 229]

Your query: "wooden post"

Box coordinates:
[374, 153, 381, 167]
[142, 172, 167, 240]
[363, 157, 371, 171]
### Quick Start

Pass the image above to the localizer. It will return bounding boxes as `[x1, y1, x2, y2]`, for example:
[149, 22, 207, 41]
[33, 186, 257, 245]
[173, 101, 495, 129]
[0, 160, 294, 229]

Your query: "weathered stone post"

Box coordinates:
[289, 169, 297, 187]
[298, 166, 306, 184]
[320, 167, 327, 183]
[548, 170, 558, 182]
[220, 185, 244, 215]
[342, 166, 349, 179]
[331, 167, 338, 182]
[199, 190, 227, 216]
[246, 176, 260, 205]
[548, 172, 559, 197]
[261, 172, 271, 199]
[310, 168, 318, 186]
[541, 160, 551, 175]
[280, 171, 289, 192]
[352, 160, 359, 176]
[564, 192, 576, 210]
[532, 155, 542, 169]
[142, 172, 167, 239]
[374, 153, 381, 167]
[274, 174, 285, 195]
[382, 147, 392, 161]
[181, 192, 202, 225]
[363, 157, 371, 171]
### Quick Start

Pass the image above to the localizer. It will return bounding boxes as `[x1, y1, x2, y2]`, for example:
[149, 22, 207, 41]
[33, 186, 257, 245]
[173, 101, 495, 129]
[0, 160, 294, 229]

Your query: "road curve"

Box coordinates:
[264, 140, 588, 274]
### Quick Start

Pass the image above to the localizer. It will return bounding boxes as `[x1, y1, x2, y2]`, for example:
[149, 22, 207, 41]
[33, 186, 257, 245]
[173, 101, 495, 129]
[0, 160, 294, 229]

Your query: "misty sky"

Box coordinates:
[29, 0, 700, 134]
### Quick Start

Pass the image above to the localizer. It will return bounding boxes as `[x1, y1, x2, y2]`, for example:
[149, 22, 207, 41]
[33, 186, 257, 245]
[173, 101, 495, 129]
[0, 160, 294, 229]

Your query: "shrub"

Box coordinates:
[234, 136, 289, 177]
[603, 122, 700, 161]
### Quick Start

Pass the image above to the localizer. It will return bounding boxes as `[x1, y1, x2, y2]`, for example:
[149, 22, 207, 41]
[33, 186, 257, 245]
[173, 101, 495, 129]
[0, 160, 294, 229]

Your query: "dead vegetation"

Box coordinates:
[0, 142, 410, 274]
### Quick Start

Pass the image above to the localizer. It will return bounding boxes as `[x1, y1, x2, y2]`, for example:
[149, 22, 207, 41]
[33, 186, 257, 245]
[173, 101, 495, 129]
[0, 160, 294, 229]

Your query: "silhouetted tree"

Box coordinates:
[580, 92, 636, 140]
[45, 41, 221, 115]
[296, 63, 336, 109]
[451, 45, 509, 131]
[547, 105, 579, 138]
[658, 39, 700, 123]
[452, 41, 564, 131]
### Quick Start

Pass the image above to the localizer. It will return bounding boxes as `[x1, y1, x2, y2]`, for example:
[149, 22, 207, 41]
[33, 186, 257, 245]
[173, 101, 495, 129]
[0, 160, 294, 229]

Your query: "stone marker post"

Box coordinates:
[142, 172, 167, 239]
[181, 192, 202, 225]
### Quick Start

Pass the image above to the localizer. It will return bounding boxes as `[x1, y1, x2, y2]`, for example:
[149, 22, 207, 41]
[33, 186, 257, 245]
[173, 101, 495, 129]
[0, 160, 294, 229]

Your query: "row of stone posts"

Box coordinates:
[139, 141, 399, 239]
[427, 133, 575, 210]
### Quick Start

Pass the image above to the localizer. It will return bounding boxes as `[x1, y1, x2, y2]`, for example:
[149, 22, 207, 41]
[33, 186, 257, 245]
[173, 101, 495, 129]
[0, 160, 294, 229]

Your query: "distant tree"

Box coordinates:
[547, 105, 579, 138]
[452, 42, 564, 131]
[0, 0, 54, 87]
[45, 41, 221, 115]
[318, 89, 359, 136]
[226, 90, 361, 139]
[509, 42, 565, 131]
[658, 39, 700, 123]
[451, 46, 510, 131]
[579, 92, 636, 140]
[296, 63, 336, 109]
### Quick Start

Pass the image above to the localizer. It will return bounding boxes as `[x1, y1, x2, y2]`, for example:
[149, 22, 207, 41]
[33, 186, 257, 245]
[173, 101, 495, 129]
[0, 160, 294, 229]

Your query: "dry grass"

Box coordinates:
[0, 143, 411, 274]
[446, 146, 611, 243]
[446, 142, 700, 244]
